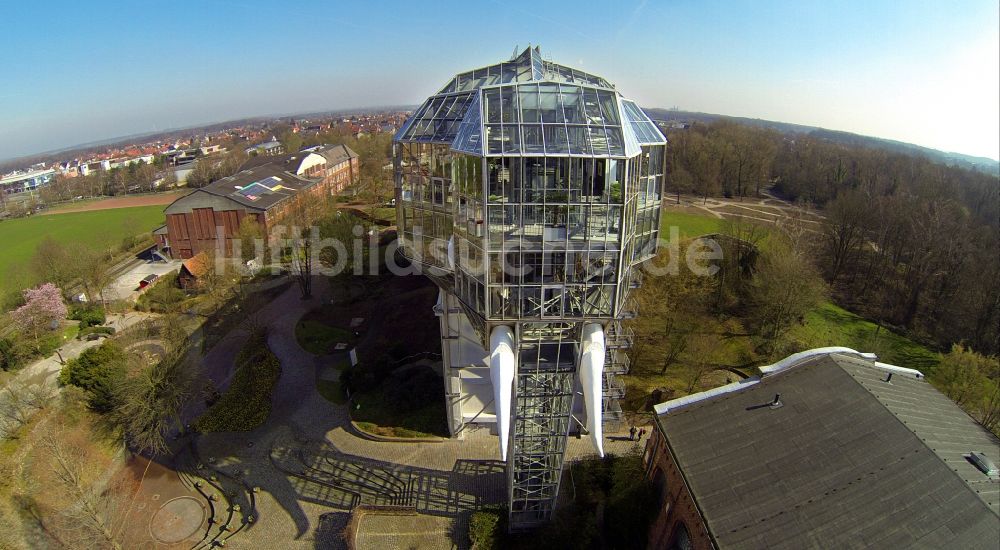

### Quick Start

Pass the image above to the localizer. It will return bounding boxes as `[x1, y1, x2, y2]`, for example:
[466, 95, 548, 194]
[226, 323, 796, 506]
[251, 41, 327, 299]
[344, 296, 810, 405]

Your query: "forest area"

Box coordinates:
[664, 120, 999, 356]
[644, 120, 1000, 434]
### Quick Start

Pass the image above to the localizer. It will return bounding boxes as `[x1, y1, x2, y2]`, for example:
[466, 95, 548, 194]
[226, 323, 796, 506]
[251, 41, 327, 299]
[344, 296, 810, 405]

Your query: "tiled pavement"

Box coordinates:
[189, 277, 647, 549]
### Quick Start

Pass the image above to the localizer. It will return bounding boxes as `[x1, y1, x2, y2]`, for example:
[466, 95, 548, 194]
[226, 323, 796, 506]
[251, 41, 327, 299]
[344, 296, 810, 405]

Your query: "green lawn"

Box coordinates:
[786, 302, 940, 373]
[316, 357, 350, 405]
[659, 210, 722, 239]
[352, 384, 448, 438]
[0, 205, 165, 294]
[295, 319, 355, 355]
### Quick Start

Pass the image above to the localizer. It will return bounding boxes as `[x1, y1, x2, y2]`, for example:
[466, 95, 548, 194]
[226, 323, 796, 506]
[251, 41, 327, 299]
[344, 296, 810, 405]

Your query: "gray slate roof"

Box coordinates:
[313, 143, 358, 166]
[198, 163, 315, 211]
[656, 354, 1000, 549]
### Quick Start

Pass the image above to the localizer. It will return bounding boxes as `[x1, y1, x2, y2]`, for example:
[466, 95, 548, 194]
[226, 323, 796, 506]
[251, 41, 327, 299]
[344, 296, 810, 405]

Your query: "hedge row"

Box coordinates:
[193, 332, 281, 432]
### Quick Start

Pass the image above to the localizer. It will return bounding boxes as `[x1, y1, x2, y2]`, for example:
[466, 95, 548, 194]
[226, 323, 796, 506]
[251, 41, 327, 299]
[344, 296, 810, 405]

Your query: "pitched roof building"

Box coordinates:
[644, 348, 1000, 549]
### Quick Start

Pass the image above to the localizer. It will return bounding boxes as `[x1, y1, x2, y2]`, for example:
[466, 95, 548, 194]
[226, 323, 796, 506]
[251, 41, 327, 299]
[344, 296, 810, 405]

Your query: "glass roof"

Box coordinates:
[620, 99, 666, 145]
[396, 46, 666, 157]
[452, 93, 483, 155]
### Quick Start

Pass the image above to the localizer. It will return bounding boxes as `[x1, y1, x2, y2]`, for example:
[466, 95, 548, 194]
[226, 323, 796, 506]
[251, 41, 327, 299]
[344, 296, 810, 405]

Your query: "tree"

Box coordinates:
[185, 160, 214, 189]
[111, 351, 198, 456]
[11, 283, 67, 352]
[747, 242, 827, 355]
[40, 427, 134, 550]
[236, 215, 267, 265]
[682, 333, 724, 393]
[30, 237, 78, 293]
[77, 247, 114, 304]
[59, 341, 128, 413]
[934, 344, 1000, 435]
[822, 189, 870, 282]
[281, 131, 304, 155]
[282, 192, 326, 298]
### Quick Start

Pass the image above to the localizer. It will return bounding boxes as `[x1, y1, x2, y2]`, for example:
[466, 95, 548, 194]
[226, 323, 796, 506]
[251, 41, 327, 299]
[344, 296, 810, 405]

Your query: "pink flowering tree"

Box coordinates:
[11, 283, 68, 351]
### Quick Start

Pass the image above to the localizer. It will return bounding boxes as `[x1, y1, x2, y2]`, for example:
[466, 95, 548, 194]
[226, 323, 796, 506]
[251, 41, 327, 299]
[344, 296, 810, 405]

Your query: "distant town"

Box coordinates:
[0, 110, 410, 213]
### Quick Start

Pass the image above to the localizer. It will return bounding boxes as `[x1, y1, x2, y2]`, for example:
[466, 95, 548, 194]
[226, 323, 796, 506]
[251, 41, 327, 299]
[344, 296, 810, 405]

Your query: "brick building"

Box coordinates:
[643, 349, 999, 549]
[160, 144, 358, 259]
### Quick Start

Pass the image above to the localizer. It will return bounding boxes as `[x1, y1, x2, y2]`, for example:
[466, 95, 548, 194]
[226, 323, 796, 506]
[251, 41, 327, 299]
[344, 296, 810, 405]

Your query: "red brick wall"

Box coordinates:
[321, 158, 357, 195]
[166, 208, 255, 259]
[644, 427, 715, 550]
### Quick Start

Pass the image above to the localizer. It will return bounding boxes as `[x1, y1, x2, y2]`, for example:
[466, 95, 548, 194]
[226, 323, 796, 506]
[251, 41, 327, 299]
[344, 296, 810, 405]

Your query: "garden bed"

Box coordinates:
[194, 331, 281, 432]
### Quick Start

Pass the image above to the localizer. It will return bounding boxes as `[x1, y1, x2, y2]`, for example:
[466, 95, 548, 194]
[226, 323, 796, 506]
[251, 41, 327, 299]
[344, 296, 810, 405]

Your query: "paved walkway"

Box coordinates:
[189, 276, 646, 549]
[8, 311, 157, 389]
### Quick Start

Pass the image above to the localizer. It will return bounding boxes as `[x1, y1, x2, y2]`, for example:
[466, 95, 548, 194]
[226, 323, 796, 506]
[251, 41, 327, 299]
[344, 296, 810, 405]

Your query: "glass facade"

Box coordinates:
[394, 46, 666, 530]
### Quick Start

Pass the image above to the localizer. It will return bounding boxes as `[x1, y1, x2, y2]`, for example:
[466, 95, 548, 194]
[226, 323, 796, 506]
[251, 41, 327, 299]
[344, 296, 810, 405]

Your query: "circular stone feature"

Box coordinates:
[150, 496, 206, 543]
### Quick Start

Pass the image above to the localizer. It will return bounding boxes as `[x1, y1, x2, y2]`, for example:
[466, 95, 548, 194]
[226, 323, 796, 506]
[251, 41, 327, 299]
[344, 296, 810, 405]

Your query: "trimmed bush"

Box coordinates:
[69, 305, 106, 328]
[194, 331, 281, 432]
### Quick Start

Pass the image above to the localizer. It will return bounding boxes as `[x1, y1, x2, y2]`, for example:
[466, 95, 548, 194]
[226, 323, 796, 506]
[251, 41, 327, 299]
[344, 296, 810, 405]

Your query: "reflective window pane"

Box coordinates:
[543, 125, 569, 154]
[598, 91, 620, 124]
[486, 125, 504, 154]
[502, 125, 521, 154]
[519, 85, 540, 123]
[523, 124, 544, 154]
[538, 84, 562, 123]
[567, 126, 591, 155]
[484, 88, 501, 124]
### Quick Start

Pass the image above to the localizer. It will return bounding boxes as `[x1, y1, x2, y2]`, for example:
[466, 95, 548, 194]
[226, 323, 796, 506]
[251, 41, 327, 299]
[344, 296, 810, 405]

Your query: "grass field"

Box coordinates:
[786, 301, 940, 372]
[0, 205, 165, 294]
[660, 209, 723, 238]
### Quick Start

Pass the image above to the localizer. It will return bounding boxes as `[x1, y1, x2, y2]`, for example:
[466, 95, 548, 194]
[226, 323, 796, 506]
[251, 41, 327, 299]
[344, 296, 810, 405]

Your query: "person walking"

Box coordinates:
[629, 425, 637, 441]
[638, 427, 646, 440]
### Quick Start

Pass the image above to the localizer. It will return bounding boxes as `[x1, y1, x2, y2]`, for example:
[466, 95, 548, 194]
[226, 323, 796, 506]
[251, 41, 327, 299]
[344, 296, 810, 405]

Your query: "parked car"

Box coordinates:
[137, 273, 159, 290]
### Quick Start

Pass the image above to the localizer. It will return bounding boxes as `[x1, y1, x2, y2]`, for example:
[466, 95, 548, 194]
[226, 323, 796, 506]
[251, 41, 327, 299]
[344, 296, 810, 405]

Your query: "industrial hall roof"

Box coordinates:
[654, 351, 1000, 549]
[164, 163, 316, 214]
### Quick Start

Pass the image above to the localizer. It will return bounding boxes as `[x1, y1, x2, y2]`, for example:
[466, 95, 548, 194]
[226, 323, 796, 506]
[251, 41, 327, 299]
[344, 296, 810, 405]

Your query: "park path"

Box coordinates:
[666, 192, 826, 230]
[189, 275, 646, 549]
[6, 311, 158, 390]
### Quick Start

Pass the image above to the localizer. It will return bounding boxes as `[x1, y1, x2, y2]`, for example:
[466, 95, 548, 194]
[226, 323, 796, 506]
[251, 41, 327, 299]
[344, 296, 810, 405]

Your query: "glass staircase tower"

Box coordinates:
[393, 46, 666, 530]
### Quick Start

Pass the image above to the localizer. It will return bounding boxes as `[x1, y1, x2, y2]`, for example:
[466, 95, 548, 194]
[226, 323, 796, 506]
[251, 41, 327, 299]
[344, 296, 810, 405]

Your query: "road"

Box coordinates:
[103, 257, 183, 302]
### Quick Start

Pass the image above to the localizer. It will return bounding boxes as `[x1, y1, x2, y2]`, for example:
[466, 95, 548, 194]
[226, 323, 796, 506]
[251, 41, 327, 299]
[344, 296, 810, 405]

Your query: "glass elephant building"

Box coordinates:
[393, 46, 666, 529]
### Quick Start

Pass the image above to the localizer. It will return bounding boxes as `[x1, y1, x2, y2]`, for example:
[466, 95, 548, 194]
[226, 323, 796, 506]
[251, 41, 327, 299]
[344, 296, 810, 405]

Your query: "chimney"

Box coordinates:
[770, 393, 783, 409]
[885, 372, 893, 383]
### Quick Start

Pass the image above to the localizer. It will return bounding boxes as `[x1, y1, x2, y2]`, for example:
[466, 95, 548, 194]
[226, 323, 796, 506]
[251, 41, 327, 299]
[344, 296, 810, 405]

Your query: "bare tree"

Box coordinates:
[30, 237, 79, 294]
[40, 429, 134, 550]
[282, 192, 326, 299]
[748, 241, 827, 354]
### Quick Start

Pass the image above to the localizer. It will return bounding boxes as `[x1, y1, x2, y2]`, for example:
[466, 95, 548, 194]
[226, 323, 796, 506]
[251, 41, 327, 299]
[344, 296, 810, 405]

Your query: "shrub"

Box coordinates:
[77, 326, 116, 340]
[382, 367, 443, 412]
[135, 271, 185, 312]
[0, 337, 24, 371]
[69, 305, 106, 327]
[193, 331, 281, 432]
[58, 341, 128, 413]
[340, 356, 395, 395]
[469, 508, 502, 550]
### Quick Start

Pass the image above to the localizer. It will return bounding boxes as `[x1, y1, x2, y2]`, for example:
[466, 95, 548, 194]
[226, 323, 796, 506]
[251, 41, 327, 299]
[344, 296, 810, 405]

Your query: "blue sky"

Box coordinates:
[1, 0, 997, 161]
